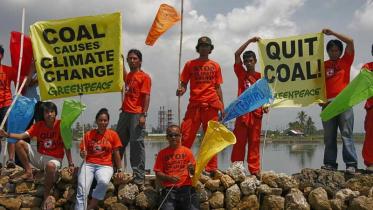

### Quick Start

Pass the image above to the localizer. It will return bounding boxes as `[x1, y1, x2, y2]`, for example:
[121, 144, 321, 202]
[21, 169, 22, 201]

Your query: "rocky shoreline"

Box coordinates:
[0, 166, 372, 210]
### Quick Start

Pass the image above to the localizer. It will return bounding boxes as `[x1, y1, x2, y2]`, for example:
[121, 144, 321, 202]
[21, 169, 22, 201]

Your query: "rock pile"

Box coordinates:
[0, 166, 372, 209]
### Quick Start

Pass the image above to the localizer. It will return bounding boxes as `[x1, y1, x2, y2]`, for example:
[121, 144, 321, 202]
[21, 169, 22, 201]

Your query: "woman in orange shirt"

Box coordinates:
[75, 108, 123, 210]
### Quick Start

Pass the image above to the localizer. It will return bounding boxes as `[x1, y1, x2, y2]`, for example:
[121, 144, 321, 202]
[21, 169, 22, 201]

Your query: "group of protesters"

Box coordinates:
[0, 27, 372, 210]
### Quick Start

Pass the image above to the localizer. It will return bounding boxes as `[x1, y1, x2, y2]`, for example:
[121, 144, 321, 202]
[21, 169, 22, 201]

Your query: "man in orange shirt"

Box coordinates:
[0, 102, 74, 209]
[362, 44, 373, 173]
[321, 28, 357, 174]
[231, 37, 266, 176]
[0, 45, 16, 163]
[176, 36, 224, 174]
[116, 49, 151, 186]
[154, 124, 198, 210]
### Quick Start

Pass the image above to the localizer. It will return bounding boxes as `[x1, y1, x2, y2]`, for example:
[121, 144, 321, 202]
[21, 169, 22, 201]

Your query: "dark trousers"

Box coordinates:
[160, 186, 200, 210]
[0, 106, 9, 154]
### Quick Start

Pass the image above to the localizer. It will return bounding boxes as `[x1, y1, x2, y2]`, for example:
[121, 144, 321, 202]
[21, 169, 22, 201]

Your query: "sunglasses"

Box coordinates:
[167, 133, 181, 138]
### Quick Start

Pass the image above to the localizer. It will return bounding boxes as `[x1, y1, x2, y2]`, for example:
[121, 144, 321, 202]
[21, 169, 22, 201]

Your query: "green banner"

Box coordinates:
[321, 69, 373, 121]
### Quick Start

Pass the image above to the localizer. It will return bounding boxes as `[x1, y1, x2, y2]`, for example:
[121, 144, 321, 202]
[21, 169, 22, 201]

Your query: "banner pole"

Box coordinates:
[15, 8, 26, 93]
[177, 0, 184, 126]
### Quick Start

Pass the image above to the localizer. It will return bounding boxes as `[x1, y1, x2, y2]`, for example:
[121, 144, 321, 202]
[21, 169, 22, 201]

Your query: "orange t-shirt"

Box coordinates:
[153, 146, 196, 188]
[324, 51, 354, 99]
[26, 120, 65, 159]
[180, 59, 223, 103]
[122, 70, 151, 113]
[0, 65, 16, 108]
[234, 63, 263, 119]
[363, 62, 373, 110]
[80, 129, 122, 166]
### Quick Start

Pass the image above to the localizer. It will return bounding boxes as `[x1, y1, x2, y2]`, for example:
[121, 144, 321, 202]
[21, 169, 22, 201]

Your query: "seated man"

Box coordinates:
[0, 101, 74, 210]
[153, 124, 199, 210]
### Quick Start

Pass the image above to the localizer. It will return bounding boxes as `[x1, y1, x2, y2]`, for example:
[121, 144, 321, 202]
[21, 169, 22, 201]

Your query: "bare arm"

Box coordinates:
[138, 94, 150, 127]
[234, 37, 261, 64]
[64, 148, 74, 166]
[215, 84, 224, 110]
[155, 171, 180, 183]
[176, 81, 187, 96]
[0, 129, 29, 140]
[113, 149, 122, 170]
[322, 28, 354, 55]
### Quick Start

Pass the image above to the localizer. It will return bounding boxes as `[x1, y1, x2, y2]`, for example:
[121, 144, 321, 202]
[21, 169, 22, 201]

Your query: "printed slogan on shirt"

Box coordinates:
[30, 12, 123, 100]
[258, 32, 326, 107]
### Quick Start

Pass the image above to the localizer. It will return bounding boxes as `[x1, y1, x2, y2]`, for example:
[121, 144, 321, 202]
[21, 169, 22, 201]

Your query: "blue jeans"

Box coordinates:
[322, 108, 357, 168]
[160, 186, 199, 210]
[75, 163, 113, 210]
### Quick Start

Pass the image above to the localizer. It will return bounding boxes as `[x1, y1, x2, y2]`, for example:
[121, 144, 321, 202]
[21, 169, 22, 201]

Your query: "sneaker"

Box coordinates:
[321, 165, 337, 171]
[346, 166, 356, 175]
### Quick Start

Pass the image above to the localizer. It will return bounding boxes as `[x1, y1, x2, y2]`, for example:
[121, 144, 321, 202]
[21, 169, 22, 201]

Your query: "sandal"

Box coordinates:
[42, 195, 55, 210]
[6, 160, 16, 169]
[11, 173, 34, 183]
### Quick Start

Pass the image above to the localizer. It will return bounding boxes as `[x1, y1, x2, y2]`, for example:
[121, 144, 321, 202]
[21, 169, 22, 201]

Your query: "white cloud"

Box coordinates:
[350, 0, 373, 31]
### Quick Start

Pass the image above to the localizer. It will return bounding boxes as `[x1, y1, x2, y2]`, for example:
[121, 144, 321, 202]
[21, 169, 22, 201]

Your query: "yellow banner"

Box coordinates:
[258, 33, 326, 107]
[30, 12, 123, 100]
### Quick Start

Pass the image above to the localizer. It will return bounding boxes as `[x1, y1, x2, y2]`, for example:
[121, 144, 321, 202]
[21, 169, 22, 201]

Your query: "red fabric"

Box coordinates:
[0, 65, 16, 108]
[324, 51, 354, 99]
[180, 59, 223, 103]
[363, 62, 373, 110]
[153, 146, 195, 188]
[80, 129, 122, 166]
[10, 31, 34, 77]
[26, 120, 65, 159]
[122, 70, 151, 113]
[181, 104, 219, 172]
[234, 63, 263, 119]
[363, 108, 373, 166]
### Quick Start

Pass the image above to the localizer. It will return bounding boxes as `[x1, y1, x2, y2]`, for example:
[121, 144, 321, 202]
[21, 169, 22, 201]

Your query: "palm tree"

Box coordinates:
[297, 111, 307, 130]
[305, 116, 316, 135]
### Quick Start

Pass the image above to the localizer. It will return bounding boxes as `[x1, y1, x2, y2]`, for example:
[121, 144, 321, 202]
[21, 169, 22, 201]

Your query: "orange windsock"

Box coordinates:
[145, 4, 181, 46]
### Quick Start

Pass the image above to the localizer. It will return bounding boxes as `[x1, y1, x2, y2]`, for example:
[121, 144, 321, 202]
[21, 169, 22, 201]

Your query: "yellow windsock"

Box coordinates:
[192, 121, 236, 186]
[145, 4, 181, 46]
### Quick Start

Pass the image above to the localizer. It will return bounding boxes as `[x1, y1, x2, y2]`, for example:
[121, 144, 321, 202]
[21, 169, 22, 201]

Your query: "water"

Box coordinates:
[1, 141, 365, 175]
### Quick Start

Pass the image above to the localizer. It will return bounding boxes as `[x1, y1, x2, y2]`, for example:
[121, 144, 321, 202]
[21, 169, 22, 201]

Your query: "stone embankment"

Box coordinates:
[0, 166, 372, 209]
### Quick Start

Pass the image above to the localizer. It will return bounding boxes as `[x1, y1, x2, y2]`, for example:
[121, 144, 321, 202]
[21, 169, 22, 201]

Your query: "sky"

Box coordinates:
[0, 0, 372, 132]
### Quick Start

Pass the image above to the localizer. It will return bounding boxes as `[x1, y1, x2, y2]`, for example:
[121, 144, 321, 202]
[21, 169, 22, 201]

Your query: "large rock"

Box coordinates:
[349, 196, 373, 210]
[221, 174, 235, 189]
[329, 199, 345, 210]
[335, 188, 360, 202]
[198, 187, 211, 202]
[200, 201, 210, 210]
[257, 184, 282, 196]
[135, 188, 158, 209]
[226, 162, 246, 183]
[225, 184, 241, 209]
[205, 179, 221, 191]
[209, 191, 224, 208]
[261, 195, 285, 210]
[0, 197, 22, 210]
[118, 183, 139, 205]
[104, 196, 118, 208]
[285, 188, 310, 210]
[345, 174, 373, 196]
[237, 195, 259, 210]
[20, 195, 42, 208]
[308, 187, 331, 210]
[199, 174, 211, 184]
[262, 171, 279, 188]
[60, 167, 76, 183]
[109, 203, 128, 210]
[113, 173, 133, 186]
[15, 182, 36, 193]
[276, 174, 299, 192]
[240, 176, 260, 195]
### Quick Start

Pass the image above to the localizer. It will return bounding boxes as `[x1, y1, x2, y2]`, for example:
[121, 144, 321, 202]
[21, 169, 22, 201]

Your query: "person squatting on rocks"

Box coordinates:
[362, 44, 373, 173]
[153, 124, 199, 210]
[176, 36, 224, 174]
[0, 101, 74, 210]
[116, 49, 151, 187]
[230, 37, 268, 177]
[75, 108, 124, 210]
[320, 28, 358, 174]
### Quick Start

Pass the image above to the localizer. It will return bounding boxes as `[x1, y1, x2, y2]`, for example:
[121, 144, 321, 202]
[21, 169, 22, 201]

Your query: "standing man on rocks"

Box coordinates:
[176, 36, 224, 175]
[321, 28, 358, 174]
[230, 37, 267, 177]
[116, 49, 151, 187]
[362, 44, 373, 173]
